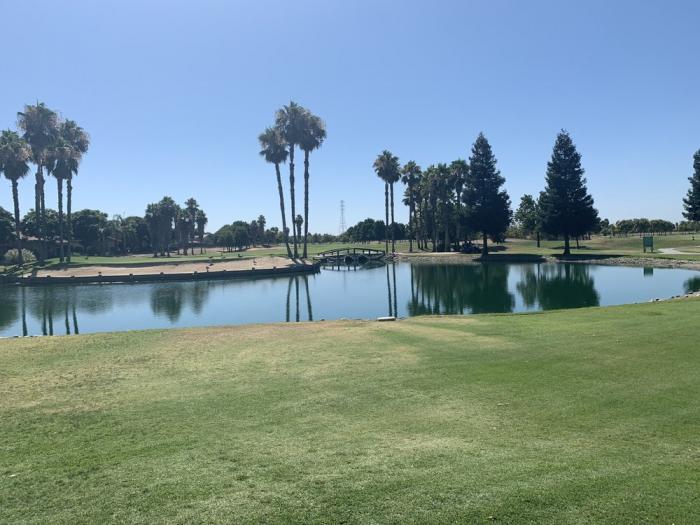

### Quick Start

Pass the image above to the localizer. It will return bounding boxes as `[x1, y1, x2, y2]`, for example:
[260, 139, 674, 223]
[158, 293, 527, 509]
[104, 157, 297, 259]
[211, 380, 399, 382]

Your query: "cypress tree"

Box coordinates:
[539, 130, 598, 255]
[463, 133, 511, 256]
[682, 149, 700, 221]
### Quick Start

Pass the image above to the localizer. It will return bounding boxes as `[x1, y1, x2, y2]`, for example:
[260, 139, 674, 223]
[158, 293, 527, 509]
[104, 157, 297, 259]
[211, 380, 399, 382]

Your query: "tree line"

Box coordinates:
[0, 102, 89, 265]
[258, 101, 326, 260]
[374, 130, 598, 256]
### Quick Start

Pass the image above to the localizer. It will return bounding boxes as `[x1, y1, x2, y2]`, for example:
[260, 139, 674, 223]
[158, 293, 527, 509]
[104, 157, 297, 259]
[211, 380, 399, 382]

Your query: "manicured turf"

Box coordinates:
[1, 300, 699, 523]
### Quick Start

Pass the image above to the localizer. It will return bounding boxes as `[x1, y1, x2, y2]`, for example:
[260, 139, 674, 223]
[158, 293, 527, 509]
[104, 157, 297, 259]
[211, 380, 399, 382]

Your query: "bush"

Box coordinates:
[2, 248, 36, 265]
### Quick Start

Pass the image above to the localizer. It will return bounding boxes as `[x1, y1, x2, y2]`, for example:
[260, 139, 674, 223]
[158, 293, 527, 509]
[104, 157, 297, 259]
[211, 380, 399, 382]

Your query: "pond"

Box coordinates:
[1, 262, 699, 337]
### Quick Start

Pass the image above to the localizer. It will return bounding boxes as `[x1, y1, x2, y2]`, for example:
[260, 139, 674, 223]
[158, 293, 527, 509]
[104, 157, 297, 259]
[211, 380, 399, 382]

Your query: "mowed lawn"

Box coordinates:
[1, 301, 699, 524]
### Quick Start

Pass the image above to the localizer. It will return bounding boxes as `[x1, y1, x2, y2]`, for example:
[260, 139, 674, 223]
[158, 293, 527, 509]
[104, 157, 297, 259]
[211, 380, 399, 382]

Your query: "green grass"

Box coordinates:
[1, 300, 699, 523]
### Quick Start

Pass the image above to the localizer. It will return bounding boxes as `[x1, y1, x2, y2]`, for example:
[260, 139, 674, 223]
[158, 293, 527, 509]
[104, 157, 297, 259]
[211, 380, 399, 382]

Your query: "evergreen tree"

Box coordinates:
[539, 130, 598, 255]
[514, 194, 541, 246]
[463, 133, 511, 256]
[682, 149, 700, 221]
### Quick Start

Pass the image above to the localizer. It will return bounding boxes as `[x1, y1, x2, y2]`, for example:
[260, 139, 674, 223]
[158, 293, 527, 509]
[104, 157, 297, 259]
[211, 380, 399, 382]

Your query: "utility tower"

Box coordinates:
[339, 200, 346, 235]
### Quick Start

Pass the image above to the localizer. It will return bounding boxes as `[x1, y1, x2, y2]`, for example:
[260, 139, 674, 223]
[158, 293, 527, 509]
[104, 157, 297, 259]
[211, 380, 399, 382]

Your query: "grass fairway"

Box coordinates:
[1, 302, 699, 523]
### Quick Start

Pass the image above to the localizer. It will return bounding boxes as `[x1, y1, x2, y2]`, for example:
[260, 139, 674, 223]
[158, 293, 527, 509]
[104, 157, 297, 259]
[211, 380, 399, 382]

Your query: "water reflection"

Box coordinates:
[285, 275, 314, 322]
[684, 276, 700, 293]
[408, 263, 515, 314]
[516, 264, 600, 310]
[2, 262, 698, 337]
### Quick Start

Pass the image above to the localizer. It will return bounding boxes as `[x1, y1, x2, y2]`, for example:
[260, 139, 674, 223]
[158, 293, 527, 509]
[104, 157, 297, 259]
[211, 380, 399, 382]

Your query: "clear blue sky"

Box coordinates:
[1, 0, 699, 233]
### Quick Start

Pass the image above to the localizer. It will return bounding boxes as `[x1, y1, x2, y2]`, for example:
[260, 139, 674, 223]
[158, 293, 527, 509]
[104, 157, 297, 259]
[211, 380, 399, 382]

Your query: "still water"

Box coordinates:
[1, 262, 699, 337]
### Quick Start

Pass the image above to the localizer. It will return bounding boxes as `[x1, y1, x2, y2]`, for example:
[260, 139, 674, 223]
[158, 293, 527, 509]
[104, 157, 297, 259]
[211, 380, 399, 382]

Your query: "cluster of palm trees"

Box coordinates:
[258, 101, 326, 260]
[0, 102, 89, 265]
[144, 196, 208, 257]
[375, 133, 511, 256]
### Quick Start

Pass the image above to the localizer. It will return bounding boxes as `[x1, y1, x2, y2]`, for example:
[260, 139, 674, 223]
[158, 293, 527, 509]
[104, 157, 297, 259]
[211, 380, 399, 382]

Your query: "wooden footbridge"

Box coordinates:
[313, 247, 386, 265]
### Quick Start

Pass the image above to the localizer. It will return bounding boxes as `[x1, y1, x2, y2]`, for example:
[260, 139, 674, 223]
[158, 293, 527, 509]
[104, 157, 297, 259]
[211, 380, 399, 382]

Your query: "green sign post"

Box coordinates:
[643, 236, 654, 253]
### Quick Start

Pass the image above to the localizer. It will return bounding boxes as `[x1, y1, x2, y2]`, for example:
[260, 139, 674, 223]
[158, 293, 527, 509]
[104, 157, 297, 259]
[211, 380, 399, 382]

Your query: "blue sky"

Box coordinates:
[1, 0, 699, 233]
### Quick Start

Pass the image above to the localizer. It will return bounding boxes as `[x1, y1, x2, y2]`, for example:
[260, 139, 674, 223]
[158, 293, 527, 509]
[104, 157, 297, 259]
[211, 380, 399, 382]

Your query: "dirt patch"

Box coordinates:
[31, 256, 300, 278]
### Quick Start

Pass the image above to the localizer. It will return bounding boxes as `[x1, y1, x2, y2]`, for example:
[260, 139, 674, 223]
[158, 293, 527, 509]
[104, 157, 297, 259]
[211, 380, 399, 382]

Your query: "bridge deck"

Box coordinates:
[313, 247, 386, 261]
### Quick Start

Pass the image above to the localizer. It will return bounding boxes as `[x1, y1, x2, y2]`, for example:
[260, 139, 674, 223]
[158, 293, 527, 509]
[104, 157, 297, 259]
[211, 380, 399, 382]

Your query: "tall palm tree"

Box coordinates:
[373, 150, 401, 253]
[195, 209, 207, 254]
[401, 161, 421, 252]
[185, 198, 199, 255]
[47, 137, 71, 262]
[275, 101, 306, 258]
[0, 130, 31, 265]
[298, 111, 326, 258]
[17, 103, 59, 263]
[258, 127, 293, 258]
[295, 214, 303, 241]
[56, 120, 89, 263]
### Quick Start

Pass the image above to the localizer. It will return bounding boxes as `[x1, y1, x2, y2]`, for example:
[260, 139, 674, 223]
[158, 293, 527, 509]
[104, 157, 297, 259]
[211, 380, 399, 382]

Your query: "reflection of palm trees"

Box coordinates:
[516, 264, 600, 310]
[386, 263, 393, 317]
[303, 275, 313, 321]
[285, 275, 314, 322]
[408, 263, 515, 315]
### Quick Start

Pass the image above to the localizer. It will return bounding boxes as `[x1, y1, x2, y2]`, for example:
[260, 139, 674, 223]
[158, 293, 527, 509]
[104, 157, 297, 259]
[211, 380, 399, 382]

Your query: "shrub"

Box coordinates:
[2, 248, 36, 265]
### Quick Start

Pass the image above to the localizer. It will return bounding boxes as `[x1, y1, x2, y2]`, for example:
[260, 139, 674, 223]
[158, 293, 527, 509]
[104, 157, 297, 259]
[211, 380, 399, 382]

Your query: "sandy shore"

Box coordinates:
[31, 256, 302, 279]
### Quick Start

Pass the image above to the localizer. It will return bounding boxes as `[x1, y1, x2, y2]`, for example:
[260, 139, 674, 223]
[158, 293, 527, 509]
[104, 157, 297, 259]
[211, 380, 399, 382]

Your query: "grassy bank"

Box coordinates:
[1, 300, 699, 523]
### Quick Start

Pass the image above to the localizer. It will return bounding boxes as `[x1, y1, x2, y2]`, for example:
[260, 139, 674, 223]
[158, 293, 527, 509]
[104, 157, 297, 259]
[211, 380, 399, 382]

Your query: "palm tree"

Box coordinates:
[56, 120, 89, 263]
[275, 101, 306, 258]
[258, 127, 293, 259]
[401, 161, 421, 252]
[298, 111, 326, 258]
[0, 131, 31, 265]
[185, 198, 199, 255]
[17, 103, 59, 263]
[295, 214, 303, 241]
[196, 209, 208, 254]
[373, 150, 401, 253]
[47, 137, 71, 262]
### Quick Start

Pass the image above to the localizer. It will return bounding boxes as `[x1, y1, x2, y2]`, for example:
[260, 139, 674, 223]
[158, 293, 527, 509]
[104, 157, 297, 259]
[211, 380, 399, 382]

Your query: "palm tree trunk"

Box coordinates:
[66, 177, 73, 262]
[408, 192, 414, 252]
[384, 182, 389, 254]
[34, 166, 45, 263]
[275, 163, 293, 258]
[11, 179, 23, 266]
[39, 169, 46, 261]
[444, 209, 450, 252]
[536, 231, 540, 248]
[564, 235, 571, 255]
[289, 145, 298, 258]
[432, 206, 438, 252]
[57, 177, 65, 263]
[303, 149, 310, 259]
[482, 232, 488, 257]
[390, 182, 396, 253]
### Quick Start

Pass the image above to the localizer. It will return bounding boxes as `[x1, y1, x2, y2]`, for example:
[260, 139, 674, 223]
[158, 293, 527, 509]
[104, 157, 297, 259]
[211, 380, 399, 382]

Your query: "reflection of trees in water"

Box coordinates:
[684, 276, 700, 294]
[408, 263, 514, 315]
[17, 285, 85, 335]
[149, 281, 215, 322]
[516, 264, 599, 310]
[286, 275, 314, 322]
[0, 286, 19, 332]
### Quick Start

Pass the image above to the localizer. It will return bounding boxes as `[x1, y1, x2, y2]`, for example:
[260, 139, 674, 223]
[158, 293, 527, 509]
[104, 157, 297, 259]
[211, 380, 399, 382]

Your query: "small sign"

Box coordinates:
[643, 236, 654, 253]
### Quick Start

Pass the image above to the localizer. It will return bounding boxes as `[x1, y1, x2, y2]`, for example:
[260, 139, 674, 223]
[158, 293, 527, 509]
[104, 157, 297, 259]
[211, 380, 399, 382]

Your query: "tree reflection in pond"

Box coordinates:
[408, 263, 515, 315]
[516, 263, 600, 310]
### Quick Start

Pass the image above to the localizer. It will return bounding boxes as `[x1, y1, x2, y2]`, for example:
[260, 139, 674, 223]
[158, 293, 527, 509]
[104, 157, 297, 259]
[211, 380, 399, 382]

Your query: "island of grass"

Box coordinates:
[1, 298, 698, 523]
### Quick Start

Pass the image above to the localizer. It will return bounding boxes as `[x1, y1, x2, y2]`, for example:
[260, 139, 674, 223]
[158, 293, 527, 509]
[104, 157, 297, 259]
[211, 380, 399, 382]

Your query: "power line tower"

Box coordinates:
[339, 200, 346, 235]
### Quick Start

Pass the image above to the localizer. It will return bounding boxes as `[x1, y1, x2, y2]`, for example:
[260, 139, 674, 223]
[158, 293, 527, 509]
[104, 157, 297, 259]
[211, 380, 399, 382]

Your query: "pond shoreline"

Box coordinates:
[0, 258, 320, 286]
